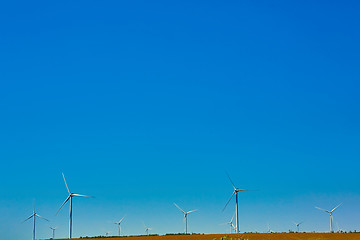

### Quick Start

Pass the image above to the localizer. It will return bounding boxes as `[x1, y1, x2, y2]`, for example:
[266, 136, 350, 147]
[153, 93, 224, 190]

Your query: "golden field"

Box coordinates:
[58, 233, 360, 240]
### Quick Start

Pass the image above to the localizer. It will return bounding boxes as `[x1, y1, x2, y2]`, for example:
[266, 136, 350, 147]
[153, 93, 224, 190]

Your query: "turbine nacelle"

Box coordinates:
[235, 188, 247, 193]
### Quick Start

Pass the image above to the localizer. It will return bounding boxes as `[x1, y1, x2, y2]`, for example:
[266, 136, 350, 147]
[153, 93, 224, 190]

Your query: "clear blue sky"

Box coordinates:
[1, 0, 360, 239]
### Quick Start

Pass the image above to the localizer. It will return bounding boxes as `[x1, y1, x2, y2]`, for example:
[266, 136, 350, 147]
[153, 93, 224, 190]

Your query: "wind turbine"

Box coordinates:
[22, 201, 49, 240]
[223, 173, 248, 233]
[315, 203, 342, 232]
[293, 221, 303, 232]
[174, 203, 198, 234]
[105, 231, 110, 236]
[336, 222, 343, 232]
[113, 216, 125, 236]
[57, 173, 93, 239]
[143, 223, 152, 235]
[222, 213, 235, 233]
[49, 226, 58, 239]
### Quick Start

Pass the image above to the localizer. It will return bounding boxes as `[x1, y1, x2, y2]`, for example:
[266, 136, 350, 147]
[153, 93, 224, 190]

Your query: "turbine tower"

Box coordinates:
[49, 226, 58, 239]
[57, 173, 93, 239]
[293, 222, 303, 232]
[174, 203, 198, 234]
[22, 202, 49, 240]
[223, 173, 248, 233]
[114, 216, 125, 236]
[315, 203, 342, 232]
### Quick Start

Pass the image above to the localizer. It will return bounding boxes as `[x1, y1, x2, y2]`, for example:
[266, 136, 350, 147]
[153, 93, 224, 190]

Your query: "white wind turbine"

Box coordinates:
[174, 203, 198, 234]
[143, 223, 152, 235]
[22, 201, 49, 240]
[315, 203, 342, 232]
[336, 222, 343, 232]
[223, 173, 248, 233]
[49, 226, 58, 239]
[293, 221, 303, 232]
[57, 173, 93, 239]
[222, 213, 235, 233]
[113, 216, 125, 236]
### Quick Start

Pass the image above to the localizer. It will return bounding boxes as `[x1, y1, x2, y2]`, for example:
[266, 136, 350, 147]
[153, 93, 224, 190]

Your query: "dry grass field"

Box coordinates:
[60, 233, 360, 240]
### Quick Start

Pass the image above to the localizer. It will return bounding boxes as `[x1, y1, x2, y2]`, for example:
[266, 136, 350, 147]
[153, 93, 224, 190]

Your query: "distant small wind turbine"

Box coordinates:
[222, 214, 235, 233]
[336, 222, 343, 232]
[293, 221, 303, 232]
[57, 173, 93, 239]
[223, 173, 248, 233]
[143, 223, 152, 235]
[114, 216, 125, 236]
[49, 226, 58, 239]
[105, 231, 110, 236]
[315, 203, 342, 232]
[22, 201, 49, 240]
[174, 203, 198, 234]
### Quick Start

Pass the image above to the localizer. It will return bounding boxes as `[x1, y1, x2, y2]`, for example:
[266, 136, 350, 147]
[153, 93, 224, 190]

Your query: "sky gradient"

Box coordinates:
[1, 1, 360, 239]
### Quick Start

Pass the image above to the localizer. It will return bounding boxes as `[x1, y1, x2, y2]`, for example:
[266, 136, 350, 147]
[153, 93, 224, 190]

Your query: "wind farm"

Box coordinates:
[16, 173, 360, 240]
[2, 1, 360, 240]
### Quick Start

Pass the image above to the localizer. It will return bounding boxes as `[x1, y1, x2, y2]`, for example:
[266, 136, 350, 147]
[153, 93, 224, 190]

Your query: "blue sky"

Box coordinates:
[1, 0, 360, 239]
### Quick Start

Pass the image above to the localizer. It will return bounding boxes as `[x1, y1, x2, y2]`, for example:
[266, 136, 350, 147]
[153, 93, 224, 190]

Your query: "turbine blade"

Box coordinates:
[331, 203, 342, 212]
[72, 193, 94, 198]
[222, 191, 235, 211]
[226, 172, 237, 190]
[35, 214, 49, 221]
[315, 206, 330, 213]
[174, 203, 185, 214]
[56, 195, 70, 215]
[62, 173, 71, 194]
[119, 216, 125, 223]
[230, 213, 234, 222]
[22, 214, 35, 223]
[187, 209, 198, 214]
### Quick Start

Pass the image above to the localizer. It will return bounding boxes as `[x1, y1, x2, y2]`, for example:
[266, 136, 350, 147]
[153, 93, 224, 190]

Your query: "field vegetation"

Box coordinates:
[55, 232, 360, 240]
